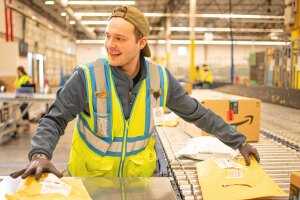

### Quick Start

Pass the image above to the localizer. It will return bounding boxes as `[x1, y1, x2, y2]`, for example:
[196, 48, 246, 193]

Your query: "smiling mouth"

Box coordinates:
[109, 52, 121, 56]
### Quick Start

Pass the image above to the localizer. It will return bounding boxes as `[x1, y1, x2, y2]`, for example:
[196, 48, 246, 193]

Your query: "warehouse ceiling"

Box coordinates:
[14, 0, 286, 42]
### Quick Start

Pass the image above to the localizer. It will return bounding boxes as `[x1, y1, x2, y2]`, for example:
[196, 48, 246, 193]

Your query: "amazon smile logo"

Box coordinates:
[229, 115, 253, 126]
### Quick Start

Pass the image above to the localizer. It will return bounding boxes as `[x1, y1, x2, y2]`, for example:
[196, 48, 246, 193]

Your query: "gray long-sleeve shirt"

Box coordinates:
[29, 56, 246, 160]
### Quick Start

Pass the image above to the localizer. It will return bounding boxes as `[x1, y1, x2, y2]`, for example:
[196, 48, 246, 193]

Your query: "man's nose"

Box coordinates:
[106, 38, 116, 48]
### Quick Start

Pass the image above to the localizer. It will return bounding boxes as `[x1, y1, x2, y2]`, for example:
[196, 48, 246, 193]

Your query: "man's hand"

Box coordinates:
[10, 153, 63, 180]
[238, 141, 260, 166]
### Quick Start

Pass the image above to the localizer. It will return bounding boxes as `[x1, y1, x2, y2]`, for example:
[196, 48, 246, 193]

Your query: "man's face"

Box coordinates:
[105, 17, 146, 68]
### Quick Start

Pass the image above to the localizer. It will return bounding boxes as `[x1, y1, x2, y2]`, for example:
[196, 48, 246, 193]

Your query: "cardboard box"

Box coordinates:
[184, 90, 260, 142]
[239, 76, 251, 86]
[290, 172, 300, 200]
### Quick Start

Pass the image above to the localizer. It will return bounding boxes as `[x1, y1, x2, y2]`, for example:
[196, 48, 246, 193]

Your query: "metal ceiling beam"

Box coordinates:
[6, 2, 71, 39]
[54, 0, 96, 39]
[152, 0, 188, 31]
[17, 0, 68, 30]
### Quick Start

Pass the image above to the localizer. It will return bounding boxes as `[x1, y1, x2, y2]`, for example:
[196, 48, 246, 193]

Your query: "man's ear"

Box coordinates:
[139, 36, 147, 49]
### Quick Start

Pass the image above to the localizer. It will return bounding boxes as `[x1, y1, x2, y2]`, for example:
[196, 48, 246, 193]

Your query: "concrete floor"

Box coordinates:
[0, 120, 75, 175]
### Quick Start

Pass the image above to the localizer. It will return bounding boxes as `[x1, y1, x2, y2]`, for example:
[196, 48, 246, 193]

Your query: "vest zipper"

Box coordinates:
[119, 120, 129, 177]
[128, 91, 133, 105]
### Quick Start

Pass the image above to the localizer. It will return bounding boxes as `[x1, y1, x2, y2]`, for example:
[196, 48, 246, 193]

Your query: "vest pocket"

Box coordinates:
[95, 112, 111, 139]
[124, 138, 157, 177]
[85, 157, 115, 177]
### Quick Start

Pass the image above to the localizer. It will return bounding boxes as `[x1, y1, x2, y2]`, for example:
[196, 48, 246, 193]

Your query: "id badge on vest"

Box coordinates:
[152, 107, 164, 126]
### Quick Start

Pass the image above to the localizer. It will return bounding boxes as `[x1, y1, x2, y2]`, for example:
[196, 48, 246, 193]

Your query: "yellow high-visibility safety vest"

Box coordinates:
[14, 74, 31, 88]
[67, 58, 169, 177]
[199, 66, 213, 84]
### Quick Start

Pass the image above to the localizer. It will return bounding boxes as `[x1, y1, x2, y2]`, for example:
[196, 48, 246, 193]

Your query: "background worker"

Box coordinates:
[10, 6, 259, 180]
[14, 66, 31, 130]
[199, 64, 214, 89]
[193, 65, 202, 88]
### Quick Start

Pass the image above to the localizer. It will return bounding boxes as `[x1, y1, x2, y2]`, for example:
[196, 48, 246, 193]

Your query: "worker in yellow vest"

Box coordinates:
[10, 6, 259, 180]
[14, 66, 31, 129]
[199, 64, 214, 89]
[14, 66, 31, 88]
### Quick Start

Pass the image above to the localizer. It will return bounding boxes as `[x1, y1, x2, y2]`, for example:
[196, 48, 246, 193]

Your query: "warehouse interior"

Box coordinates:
[0, 0, 300, 199]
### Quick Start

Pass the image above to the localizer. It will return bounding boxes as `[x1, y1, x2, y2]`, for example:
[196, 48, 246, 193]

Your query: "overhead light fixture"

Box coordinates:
[76, 39, 289, 46]
[74, 12, 111, 17]
[69, 20, 75, 24]
[169, 27, 283, 33]
[45, 1, 54, 5]
[61, 12, 67, 16]
[199, 13, 284, 19]
[68, 1, 135, 5]
[204, 32, 214, 41]
[74, 12, 163, 17]
[61, 0, 69, 6]
[87, 24, 282, 33]
[269, 32, 280, 40]
[81, 21, 109, 25]
[73, 12, 283, 20]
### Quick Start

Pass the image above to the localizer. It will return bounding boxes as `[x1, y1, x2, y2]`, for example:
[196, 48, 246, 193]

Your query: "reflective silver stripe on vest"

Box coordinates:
[93, 60, 109, 138]
[78, 119, 123, 153]
[148, 61, 162, 132]
[126, 138, 150, 153]
[78, 117, 150, 153]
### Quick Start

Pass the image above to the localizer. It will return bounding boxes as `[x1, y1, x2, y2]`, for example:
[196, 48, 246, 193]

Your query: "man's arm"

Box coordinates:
[165, 69, 245, 148]
[165, 69, 259, 165]
[10, 67, 88, 179]
[28, 67, 88, 160]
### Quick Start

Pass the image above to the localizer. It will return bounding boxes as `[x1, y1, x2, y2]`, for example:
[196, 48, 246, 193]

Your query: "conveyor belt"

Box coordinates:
[156, 117, 300, 200]
[260, 102, 300, 150]
[155, 93, 300, 199]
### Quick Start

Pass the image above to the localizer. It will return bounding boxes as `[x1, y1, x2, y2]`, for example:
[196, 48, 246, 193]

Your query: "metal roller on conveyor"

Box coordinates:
[156, 101, 300, 200]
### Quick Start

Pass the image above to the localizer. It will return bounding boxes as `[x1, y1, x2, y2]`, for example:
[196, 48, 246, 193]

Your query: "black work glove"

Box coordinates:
[10, 153, 63, 180]
[238, 141, 260, 166]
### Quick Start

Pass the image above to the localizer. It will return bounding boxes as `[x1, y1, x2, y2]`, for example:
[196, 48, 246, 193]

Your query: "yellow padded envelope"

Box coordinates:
[5, 173, 92, 200]
[196, 157, 286, 200]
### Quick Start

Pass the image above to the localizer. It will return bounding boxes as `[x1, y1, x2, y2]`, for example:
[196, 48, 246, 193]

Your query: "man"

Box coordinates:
[199, 64, 214, 89]
[11, 6, 259, 180]
[194, 64, 214, 89]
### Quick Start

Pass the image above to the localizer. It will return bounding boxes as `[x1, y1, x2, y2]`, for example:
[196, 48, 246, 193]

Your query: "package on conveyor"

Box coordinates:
[196, 157, 286, 200]
[5, 173, 91, 200]
[176, 136, 239, 160]
[185, 90, 261, 142]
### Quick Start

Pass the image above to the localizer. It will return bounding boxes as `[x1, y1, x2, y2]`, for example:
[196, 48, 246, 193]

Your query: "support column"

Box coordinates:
[291, 30, 300, 89]
[165, 15, 171, 69]
[189, 0, 196, 83]
[229, 0, 235, 84]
